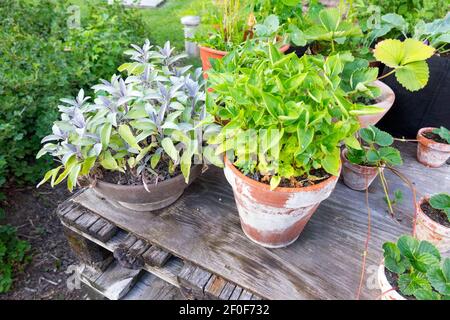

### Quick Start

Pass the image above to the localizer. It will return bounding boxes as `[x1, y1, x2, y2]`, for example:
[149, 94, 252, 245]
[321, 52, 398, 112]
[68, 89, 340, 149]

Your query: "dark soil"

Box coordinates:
[0, 184, 87, 300]
[245, 168, 331, 188]
[354, 95, 378, 105]
[423, 131, 448, 144]
[384, 268, 414, 300]
[421, 200, 450, 228]
[101, 160, 181, 185]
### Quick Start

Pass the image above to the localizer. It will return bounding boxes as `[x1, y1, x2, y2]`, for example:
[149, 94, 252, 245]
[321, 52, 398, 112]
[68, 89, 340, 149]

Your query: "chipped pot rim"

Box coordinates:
[224, 154, 340, 193]
[417, 127, 450, 152]
[416, 196, 450, 231]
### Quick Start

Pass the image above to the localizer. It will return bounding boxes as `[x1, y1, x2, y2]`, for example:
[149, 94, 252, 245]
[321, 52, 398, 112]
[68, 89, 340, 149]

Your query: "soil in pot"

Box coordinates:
[246, 168, 330, 188]
[421, 200, 450, 228]
[341, 148, 380, 191]
[384, 267, 415, 300]
[422, 131, 449, 145]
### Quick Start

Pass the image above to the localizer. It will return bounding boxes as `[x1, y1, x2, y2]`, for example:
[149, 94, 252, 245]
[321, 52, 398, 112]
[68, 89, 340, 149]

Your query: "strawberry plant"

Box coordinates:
[429, 193, 450, 221]
[206, 43, 382, 189]
[37, 40, 208, 191]
[383, 235, 450, 300]
[432, 127, 450, 144]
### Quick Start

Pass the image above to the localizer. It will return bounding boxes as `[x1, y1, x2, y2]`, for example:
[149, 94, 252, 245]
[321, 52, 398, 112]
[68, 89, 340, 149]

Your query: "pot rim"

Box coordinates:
[372, 80, 395, 108]
[341, 147, 380, 171]
[417, 195, 450, 230]
[224, 154, 340, 193]
[378, 261, 407, 300]
[94, 164, 202, 191]
[417, 127, 450, 151]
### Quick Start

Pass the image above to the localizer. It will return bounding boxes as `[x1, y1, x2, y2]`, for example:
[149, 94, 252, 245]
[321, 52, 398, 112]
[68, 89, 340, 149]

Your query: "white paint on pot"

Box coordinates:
[377, 263, 406, 300]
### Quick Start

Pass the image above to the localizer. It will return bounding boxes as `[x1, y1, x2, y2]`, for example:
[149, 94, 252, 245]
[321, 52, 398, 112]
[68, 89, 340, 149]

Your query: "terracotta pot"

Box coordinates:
[357, 80, 395, 128]
[93, 165, 203, 212]
[199, 43, 291, 76]
[416, 127, 450, 168]
[377, 262, 406, 300]
[223, 156, 340, 248]
[415, 196, 450, 253]
[341, 148, 381, 191]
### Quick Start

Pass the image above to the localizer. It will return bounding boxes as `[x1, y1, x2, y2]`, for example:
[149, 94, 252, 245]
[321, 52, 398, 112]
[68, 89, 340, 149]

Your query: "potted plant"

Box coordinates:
[378, 235, 449, 300]
[415, 193, 450, 253]
[37, 40, 208, 211]
[194, 0, 290, 72]
[205, 43, 381, 248]
[342, 125, 402, 191]
[417, 126, 450, 167]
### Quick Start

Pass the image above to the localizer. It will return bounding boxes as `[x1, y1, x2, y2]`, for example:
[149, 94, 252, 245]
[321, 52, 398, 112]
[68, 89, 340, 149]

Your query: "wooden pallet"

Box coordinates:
[58, 142, 449, 300]
[58, 202, 262, 300]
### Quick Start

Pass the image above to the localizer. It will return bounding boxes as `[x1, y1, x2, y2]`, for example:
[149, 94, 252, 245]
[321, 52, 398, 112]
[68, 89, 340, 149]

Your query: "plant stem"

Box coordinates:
[377, 69, 395, 80]
[379, 167, 394, 216]
[394, 138, 418, 142]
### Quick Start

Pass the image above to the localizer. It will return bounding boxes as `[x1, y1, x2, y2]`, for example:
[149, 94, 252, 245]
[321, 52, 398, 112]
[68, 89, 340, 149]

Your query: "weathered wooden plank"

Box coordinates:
[204, 275, 228, 300]
[219, 282, 237, 300]
[60, 221, 183, 288]
[74, 210, 100, 232]
[96, 222, 118, 242]
[82, 261, 142, 300]
[178, 263, 212, 300]
[250, 295, 262, 300]
[239, 289, 253, 300]
[229, 287, 243, 300]
[113, 235, 144, 270]
[122, 273, 183, 300]
[71, 142, 450, 300]
[142, 246, 172, 267]
[60, 204, 84, 223]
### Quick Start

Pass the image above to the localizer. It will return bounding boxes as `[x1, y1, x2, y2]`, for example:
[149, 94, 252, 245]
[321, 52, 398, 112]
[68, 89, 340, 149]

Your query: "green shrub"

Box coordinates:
[0, 0, 149, 188]
[0, 225, 31, 293]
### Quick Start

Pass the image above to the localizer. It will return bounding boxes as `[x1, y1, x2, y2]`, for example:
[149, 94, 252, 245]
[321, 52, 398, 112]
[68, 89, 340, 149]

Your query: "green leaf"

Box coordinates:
[100, 150, 118, 171]
[180, 151, 192, 183]
[371, 126, 394, 146]
[118, 124, 141, 151]
[37, 166, 62, 188]
[359, 126, 376, 144]
[402, 39, 436, 65]
[427, 260, 450, 295]
[395, 61, 430, 92]
[398, 273, 432, 297]
[344, 135, 361, 150]
[397, 235, 419, 260]
[319, 8, 341, 32]
[203, 145, 223, 168]
[285, 73, 307, 91]
[281, 0, 299, 6]
[374, 39, 405, 67]
[161, 138, 179, 163]
[151, 152, 161, 169]
[296, 123, 314, 155]
[432, 127, 450, 144]
[270, 175, 281, 190]
[261, 92, 283, 118]
[378, 147, 403, 166]
[322, 148, 340, 176]
[429, 193, 450, 217]
[81, 157, 96, 176]
[67, 163, 81, 192]
[414, 288, 441, 300]
[383, 242, 408, 274]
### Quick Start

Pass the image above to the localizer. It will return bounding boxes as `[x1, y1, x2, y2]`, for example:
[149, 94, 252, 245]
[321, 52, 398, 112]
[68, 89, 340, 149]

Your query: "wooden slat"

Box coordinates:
[204, 275, 228, 300]
[70, 142, 450, 300]
[239, 289, 253, 300]
[142, 246, 172, 267]
[122, 273, 183, 300]
[229, 287, 243, 300]
[61, 221, 183, 287]
[73, 210, 99, 232]
[219, 282, 237, 300]
[178, 263, 212, 300]
[80, 261, 142, 300]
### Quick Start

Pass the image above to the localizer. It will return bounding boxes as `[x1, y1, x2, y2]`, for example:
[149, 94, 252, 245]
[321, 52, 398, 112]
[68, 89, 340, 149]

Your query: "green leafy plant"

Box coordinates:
[37, 40, 208, 191]
[347, 125, 403, 215]
[413, 13, 450, 55]
[429, 193, 450, 221]
[347, 126, 402, 167]
[0, 225, 31, 293]
[432, 126, 450, 144]
[374, 38, 435, 91]
[206, 43, 382, 189]
[383, 235, 449, 300]
[0, 0, 150, 190]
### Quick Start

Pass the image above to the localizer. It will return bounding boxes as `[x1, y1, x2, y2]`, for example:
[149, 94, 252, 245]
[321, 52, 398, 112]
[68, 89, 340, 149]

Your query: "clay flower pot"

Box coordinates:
[416, 127, 450, 167]
[415, 196, 450, 253]
[93, 165, 203, 212]
[223, 156, 340, 248]
[199, 43, 291, 75]
[357, 80, 395, 128]
[377, 262, 406, 300]
[341, 148, 381, 191]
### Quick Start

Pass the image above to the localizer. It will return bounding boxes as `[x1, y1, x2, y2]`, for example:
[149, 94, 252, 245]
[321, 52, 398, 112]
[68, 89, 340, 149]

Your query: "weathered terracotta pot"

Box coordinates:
[377, 262, 406, 300]
[199, 43, 291, 75]
[357, 80, 395, 128]
[223, 156, 340, 248]
[415, 196, 450, 253]
[93, 165, 203, 212]
[416, 127, 450, 167]
[341, 148, 381, 191]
